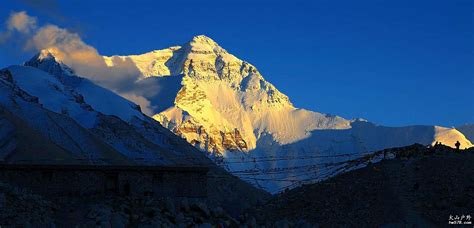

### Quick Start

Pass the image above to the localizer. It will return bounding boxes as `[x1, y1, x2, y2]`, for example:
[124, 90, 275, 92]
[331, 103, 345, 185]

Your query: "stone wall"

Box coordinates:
[0, 164, 208, 198]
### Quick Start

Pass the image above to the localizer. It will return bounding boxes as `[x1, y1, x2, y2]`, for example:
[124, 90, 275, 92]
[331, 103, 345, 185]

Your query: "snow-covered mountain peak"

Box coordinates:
[186, 35, 222, 52]
[77, 36, 351, 154]
[25, 49, 75, 78]
[21, 51, 148, 124]
[190, 34, 217, 44]
[189, 35, 220, 48]
[37, 49, 57, 60]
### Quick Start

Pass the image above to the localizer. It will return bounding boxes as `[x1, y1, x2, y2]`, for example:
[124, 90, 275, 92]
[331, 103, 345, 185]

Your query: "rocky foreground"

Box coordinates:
[0, 187, 261, 227]
[251, 144, 474, 227]
[1, 144, 472, 227]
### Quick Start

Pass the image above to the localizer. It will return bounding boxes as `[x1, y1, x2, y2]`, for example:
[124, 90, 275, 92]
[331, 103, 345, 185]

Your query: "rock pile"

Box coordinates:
[78, 196, 240, 227]
[0, 182, 56, 226]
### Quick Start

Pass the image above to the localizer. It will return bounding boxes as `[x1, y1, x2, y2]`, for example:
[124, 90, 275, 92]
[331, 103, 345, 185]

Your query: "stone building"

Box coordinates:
[0, 164, 208, 198]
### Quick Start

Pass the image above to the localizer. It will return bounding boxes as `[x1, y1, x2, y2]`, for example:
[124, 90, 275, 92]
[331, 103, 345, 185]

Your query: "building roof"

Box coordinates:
[0, 163, 209, 172]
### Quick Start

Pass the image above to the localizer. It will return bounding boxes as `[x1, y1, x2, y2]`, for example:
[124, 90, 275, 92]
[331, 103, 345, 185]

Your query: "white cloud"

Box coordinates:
[1, 11, 155, 116]
[6, 11, 37, 34]
[121, 93, 156, 116]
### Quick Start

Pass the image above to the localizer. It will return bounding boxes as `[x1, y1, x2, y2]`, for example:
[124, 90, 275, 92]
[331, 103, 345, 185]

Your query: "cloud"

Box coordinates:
[23, 24, 142, 89]
[121, 92, 156, 116]
[6, 11, 37, 34]
[0, 11, 37, 43]
[1, 11, 157, 116]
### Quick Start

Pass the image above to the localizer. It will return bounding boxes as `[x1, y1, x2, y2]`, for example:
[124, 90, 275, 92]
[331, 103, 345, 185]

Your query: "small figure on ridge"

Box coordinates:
[455, 141, 461, 150]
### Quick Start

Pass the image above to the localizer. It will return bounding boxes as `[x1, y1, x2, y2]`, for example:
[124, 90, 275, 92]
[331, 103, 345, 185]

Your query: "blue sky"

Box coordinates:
[1, 0, 473, 127]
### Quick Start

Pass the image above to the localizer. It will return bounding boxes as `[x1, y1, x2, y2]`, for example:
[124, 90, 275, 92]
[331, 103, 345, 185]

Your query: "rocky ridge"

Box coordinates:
[252, 144, 474, 226]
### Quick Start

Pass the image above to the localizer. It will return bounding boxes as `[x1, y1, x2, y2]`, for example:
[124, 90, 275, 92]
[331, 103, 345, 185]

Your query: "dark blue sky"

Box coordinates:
[1, 0, 473, 127]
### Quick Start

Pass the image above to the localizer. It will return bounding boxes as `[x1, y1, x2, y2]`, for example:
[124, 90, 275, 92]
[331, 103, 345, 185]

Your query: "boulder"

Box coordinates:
[162, 197, 176, 214]
[191, 202, 210, 218]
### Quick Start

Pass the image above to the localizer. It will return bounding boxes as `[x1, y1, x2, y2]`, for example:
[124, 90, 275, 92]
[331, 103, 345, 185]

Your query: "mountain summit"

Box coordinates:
[30, 35, 472, 192]
[102, 35, 347, 151]
[187, 35, 222, 51]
